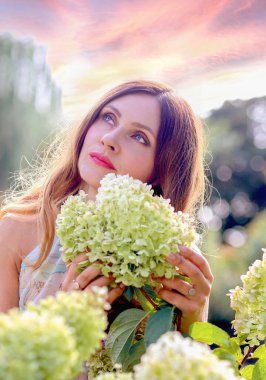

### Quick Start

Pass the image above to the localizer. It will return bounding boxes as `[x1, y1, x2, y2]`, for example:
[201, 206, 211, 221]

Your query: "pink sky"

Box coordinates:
[1, 0, 266, 119]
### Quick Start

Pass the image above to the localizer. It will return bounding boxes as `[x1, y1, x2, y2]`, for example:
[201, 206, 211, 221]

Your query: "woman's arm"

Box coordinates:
[0, 215, 40, 313]
[0, 217, 21, 312]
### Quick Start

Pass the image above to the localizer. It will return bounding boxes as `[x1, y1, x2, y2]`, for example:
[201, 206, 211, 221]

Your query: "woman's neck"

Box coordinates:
[78, 181, 98, 202]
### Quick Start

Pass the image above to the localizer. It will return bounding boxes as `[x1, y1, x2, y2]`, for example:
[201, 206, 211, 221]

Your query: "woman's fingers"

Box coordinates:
[152, 276, 194, 298]
[157, 288, 200, 314]
[62, 254, 105, 290]
[66, 254, 89, 278]
[74, 265, 103, 289]
[62, 254, 126, 305]
[84, 275, 113, 290]
[165, 250, 213, 296]
[179, 246, 214, 283]
[152, 245, 214, 333]
[107, 284, 126, 304]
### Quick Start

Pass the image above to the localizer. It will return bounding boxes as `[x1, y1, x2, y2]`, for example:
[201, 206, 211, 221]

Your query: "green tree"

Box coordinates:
[0, 33, 62, 192]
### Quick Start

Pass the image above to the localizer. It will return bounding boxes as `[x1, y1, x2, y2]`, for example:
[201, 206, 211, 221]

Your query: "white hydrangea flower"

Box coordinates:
[57, 173, 198, 287]
[229, 248, 266, 346]
[134, 332, 242, 380]
[0, 310, 78, 380]
[27, 289, 108, 365]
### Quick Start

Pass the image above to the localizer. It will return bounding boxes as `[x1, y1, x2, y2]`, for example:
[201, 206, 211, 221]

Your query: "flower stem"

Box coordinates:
[240, 346, 255, 368]
[139, 288, 160, 310]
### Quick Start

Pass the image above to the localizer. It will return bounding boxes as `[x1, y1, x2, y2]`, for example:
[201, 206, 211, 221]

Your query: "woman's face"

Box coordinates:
[78, 93, 161, 200]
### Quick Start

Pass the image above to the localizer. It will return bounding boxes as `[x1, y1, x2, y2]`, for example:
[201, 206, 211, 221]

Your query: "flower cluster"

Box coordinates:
[229, 248, 266, 346]
[134, 332, 241, 380]
[27, 288, 108, 365]
[0, 310, 78, 380]
[57, 173, 198, 287]
[89, 347, 114, 378]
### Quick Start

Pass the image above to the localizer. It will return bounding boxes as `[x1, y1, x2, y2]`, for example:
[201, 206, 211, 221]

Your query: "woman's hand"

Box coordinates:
[152, 246, 214, 334]
[61, 253, 125, 304]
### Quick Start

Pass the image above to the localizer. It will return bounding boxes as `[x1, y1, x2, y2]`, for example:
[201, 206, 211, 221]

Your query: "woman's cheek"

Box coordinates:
[126, 154, 155, 182]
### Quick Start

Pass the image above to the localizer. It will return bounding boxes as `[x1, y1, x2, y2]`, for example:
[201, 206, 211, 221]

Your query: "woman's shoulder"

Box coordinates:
[0, 214, 41, 264]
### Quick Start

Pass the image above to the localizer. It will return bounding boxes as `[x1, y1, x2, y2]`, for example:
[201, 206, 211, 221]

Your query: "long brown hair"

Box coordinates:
[0, 80, 206, 267]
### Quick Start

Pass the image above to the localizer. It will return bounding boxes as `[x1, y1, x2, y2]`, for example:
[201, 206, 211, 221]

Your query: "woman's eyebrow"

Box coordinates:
[108, 105, 121, 117]
[131, 122, 156, 138]
[107, 104, 156, 138]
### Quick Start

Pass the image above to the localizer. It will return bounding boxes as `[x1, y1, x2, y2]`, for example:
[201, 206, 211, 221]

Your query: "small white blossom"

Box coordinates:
[229, 248, 266, 346]
[94, 373, 133, 380]
[134, 332, 242, 380]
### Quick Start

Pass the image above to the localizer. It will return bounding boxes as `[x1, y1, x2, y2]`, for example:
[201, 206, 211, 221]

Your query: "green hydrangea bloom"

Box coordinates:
[27, 288, 108, 365]
[229, 248, 266, 346]
[94, 372, 133, 380]
[134, 331, 242, 380]
[89, 347, 114, 378]
[57, 173, 198, 287]
[0, 310, 78, 380]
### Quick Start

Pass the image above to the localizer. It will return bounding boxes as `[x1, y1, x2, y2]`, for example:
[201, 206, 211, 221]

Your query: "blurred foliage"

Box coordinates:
[0, 33, 265, 335]
[0, 33, 62, 192]
[203, 210, 266, 332]
[202, 98, 266, 331]
[203, 98, 266, 236]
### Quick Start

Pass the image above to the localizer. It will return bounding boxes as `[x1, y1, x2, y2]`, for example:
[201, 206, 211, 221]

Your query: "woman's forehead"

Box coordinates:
[104, 93, 161, 131]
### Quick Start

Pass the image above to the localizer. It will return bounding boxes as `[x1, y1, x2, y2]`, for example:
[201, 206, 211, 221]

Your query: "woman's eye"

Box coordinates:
[133, 133, 149, 145]
[102, 113, 115, 124]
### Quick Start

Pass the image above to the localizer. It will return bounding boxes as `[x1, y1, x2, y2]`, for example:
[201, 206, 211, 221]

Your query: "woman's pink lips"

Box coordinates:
[89, 152, 115, 170]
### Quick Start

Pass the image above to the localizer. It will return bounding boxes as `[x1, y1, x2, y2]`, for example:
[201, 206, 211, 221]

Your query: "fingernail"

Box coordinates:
[179, 246, 189, 255]
[167, 253, 180, 262]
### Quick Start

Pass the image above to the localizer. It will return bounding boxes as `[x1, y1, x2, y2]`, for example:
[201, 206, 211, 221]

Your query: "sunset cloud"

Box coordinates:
[0, 0, 265, 117]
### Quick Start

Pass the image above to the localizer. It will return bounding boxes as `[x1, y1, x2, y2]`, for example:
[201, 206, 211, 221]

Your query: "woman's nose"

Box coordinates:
[100, 130, 120, 152]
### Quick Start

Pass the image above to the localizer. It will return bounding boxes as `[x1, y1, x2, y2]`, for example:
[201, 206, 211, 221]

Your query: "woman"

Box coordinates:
[0, 80, 213, 335]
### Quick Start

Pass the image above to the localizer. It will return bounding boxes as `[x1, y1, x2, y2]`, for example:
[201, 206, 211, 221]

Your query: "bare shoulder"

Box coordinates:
[0, 214, 41, 267]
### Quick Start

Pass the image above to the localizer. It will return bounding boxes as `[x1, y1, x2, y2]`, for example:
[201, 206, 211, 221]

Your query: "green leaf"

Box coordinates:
[142, 284, 163, 306]
[106, 308, 150, 365]
[253, 345, 266, 359]
[241, 365, 254, 380]
[213, 348, 238, 371]
[144, 306, 176, 347]
[143, 285, 158, 299]
[252, 358, 266, 380]
[134, 288, 155, 311]
[158, 298, 173, 308]
[122, 339, 146, 371]
[123, 286, 134, 302]
[189, 322, 231, 349]
[116, 331, 135, 365]
[228, 337, 243, 362]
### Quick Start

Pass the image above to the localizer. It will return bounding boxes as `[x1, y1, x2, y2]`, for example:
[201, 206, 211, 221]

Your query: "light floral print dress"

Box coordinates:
[19, 235, 67, 310]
